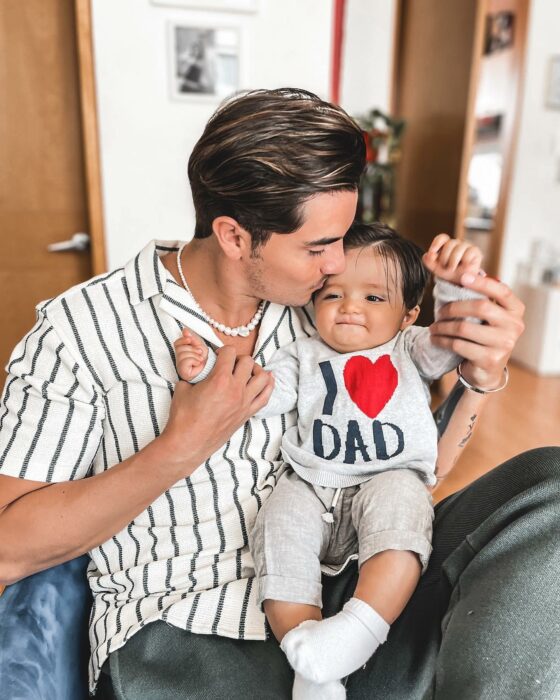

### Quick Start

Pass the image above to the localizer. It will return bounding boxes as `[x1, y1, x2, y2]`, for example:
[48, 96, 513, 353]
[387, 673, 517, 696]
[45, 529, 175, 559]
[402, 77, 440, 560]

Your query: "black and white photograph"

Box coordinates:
[169, 24, 239, 100]
[484, 11, 515, 55]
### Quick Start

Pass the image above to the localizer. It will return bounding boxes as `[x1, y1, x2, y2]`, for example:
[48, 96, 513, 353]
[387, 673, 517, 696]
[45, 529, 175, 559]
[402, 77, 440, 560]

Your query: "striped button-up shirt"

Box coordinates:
[0, 240, 315, 692]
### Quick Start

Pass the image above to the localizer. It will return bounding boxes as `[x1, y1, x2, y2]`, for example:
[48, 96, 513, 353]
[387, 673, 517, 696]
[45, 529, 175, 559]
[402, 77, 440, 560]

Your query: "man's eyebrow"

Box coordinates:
[304, 236, 343, 247]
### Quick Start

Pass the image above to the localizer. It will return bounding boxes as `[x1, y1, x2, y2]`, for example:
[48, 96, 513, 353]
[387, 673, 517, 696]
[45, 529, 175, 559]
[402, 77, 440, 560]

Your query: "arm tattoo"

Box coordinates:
[458, 413, 477, 448]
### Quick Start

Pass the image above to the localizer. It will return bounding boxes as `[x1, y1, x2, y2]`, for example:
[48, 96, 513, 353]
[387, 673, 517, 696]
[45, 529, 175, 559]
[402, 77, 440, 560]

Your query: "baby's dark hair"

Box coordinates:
[343, 221, 429, 310]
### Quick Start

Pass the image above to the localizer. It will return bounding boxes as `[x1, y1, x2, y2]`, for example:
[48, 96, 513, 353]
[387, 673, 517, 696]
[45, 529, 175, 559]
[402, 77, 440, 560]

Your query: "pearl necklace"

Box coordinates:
[176, 243, 264, 337]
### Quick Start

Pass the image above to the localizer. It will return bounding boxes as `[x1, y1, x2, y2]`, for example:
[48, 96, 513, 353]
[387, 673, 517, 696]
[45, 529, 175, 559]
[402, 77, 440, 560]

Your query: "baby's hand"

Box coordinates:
[174, 328, 208, 382]
[423, 233, 483, 285]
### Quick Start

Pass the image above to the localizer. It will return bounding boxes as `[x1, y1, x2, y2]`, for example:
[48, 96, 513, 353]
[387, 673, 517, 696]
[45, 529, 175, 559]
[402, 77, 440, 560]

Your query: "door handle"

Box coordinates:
[47, 232, 90, 253]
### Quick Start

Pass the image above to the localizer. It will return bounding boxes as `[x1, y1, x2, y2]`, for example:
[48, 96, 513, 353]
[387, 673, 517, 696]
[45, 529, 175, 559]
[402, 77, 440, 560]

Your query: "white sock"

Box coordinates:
[281, 598, 390, 684]
[292, 673, 346, 700]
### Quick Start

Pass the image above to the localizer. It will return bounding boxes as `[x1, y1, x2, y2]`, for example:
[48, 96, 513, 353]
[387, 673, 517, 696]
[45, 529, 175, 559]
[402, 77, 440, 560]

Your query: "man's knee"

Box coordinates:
[497, 446, 560, 489]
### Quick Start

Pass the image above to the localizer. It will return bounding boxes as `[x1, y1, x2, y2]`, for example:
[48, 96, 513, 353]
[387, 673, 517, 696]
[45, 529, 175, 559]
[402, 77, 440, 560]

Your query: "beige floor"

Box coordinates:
[433, 362, 560, 503]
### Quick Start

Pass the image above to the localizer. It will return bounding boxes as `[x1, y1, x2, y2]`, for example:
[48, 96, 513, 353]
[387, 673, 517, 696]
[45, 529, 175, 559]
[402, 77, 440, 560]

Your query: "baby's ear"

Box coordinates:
[400, 304, 420, 330]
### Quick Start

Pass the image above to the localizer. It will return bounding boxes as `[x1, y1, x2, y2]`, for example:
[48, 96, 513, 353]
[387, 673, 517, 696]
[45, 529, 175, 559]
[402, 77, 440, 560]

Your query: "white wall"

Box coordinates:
[499, 0, 560, 284]
[91, 0, 334, 268]
[340, 0, 396, 116]
[340, 0, 560, 286]
[92, 0, 560, 282]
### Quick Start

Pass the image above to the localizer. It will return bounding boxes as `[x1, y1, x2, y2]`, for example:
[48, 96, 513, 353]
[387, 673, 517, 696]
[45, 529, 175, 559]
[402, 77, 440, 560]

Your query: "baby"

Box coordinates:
[174, 223, 483, 699]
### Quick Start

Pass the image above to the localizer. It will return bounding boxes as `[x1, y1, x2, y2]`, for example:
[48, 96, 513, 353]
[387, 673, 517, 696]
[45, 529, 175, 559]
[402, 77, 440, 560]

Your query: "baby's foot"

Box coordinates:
[293, 673, 346, 700]
[281, 598, 389, 684]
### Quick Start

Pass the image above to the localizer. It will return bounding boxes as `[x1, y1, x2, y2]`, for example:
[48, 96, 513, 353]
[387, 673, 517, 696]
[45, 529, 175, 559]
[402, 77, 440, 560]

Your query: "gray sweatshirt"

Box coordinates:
[191, 279, 481, 488]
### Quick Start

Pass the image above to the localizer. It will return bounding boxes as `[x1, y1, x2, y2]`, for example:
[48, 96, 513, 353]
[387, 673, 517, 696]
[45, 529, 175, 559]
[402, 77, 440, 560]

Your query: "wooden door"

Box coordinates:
[392, 0, 478, 254]
[455, 0, 530, 276]
[0, 0, 101, 371]
[391, 0, 478, 324]
[392, 0, 529, 279]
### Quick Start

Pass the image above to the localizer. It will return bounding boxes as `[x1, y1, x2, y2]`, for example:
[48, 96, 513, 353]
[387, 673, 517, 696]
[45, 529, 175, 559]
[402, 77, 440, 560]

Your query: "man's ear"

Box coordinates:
[212, 216, 252, 261]
[400, 304, 420, 330]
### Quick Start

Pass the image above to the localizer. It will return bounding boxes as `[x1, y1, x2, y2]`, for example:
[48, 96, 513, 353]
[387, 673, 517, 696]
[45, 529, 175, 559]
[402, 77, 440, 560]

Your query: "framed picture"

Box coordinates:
[168, 23, 240, 101]
[153, 0, 258, 13]
[484, 11, 515, 55]
[546, 56, 560, 110]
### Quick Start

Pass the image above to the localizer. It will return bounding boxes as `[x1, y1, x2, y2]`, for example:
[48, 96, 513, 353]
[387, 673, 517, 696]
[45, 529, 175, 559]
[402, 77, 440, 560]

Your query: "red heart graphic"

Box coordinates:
[343, 354, 398, 418]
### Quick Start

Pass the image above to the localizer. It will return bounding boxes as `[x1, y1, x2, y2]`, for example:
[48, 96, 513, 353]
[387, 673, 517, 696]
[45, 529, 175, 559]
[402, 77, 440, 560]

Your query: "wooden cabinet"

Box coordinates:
[392, 0, 530, 278]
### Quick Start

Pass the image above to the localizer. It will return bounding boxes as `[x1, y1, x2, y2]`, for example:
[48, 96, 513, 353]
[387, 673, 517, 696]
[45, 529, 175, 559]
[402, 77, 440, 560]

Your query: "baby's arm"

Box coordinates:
[408, 235, 485, 381]
[174, 331, 300, 418]
[175, 328, 214, 382]
[253, 343, 300, 419]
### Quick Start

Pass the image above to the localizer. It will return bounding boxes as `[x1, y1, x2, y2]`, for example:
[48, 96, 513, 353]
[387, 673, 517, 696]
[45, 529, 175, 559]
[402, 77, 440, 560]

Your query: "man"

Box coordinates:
[0, 89, 557, 700]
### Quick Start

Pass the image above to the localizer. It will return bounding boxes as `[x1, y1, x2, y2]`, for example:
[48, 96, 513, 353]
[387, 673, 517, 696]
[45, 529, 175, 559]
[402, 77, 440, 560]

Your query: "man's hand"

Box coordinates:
[423, 233, 483, 285]
[430, 273, 525, 390]
[0, 346, 275, 584]
[159, 346, 274, 478]
[174, 328, 208, 381]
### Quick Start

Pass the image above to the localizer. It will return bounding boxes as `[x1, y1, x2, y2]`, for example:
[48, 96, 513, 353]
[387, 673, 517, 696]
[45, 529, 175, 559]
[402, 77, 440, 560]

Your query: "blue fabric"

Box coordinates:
[0, 556, 91, 700]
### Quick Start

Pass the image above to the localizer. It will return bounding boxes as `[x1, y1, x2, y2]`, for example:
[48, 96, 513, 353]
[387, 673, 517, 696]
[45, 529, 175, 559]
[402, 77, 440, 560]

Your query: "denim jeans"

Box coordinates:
[0, 554, 91, 700]
[97, 447, 560, 700]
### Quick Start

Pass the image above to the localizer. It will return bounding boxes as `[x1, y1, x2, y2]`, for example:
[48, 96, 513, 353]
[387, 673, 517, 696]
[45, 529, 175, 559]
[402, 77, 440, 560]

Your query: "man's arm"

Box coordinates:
[430, 273, 525, 482]
[432, 381, 486, 483]
[0, 444, 187, 584]
[0, 347, 274, 585]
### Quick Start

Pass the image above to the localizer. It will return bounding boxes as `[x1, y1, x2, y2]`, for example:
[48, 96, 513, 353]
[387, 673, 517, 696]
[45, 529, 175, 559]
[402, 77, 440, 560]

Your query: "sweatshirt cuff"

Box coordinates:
[434, 277, 485, 303]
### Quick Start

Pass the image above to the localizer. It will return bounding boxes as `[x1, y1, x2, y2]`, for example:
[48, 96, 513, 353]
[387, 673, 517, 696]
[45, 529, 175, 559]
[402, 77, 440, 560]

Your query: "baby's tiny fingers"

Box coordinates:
[176, 348, 202, 364]
[461, 247, 483, 269]
[175, 333, 195, 348]
[447, 242, 472, 270]
[423, 250, 437, 264]
[428, 233, 451, 255]
[438, 240, 460, 268]
[175, 342, 195, 357]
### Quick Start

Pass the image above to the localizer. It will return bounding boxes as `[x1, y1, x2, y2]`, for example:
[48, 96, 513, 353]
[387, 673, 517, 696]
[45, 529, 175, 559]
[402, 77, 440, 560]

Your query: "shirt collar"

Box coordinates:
[124, 239, 177, 306]
[123, 239, 291, 353]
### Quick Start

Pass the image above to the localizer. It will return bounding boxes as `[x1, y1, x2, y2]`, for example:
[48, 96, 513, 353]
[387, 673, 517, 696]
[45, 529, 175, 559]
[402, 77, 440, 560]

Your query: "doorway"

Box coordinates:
[0, 0, 105, 371]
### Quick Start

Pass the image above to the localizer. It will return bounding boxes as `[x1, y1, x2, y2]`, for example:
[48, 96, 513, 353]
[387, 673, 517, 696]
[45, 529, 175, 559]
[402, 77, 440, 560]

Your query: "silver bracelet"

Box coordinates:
[456, 361, 509, 394]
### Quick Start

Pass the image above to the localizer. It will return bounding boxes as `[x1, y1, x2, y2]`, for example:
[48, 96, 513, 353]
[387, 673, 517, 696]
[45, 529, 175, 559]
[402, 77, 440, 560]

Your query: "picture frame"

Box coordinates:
[484, 11, 515, 55]
[546, 55, 560, 110]
[167, 22, 240, 102]
[153, 0, 258, 13]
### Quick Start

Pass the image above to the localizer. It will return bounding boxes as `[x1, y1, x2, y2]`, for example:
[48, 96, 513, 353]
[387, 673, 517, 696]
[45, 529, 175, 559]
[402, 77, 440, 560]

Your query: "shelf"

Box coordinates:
[464, 217, 494, 231]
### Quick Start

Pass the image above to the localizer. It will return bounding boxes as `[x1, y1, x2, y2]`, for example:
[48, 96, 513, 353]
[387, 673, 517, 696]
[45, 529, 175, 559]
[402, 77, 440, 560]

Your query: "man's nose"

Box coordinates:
[320, 240, 345, 275]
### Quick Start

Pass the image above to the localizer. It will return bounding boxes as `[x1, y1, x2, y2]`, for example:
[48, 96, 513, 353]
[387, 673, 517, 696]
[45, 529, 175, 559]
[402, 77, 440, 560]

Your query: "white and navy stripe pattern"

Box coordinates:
[0, 240, 315, 693]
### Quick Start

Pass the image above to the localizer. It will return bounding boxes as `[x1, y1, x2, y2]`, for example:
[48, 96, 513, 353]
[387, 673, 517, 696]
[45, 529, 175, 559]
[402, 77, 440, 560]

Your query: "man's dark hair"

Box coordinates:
[343, 221, 429, 309]
[188, 88, 366, 249]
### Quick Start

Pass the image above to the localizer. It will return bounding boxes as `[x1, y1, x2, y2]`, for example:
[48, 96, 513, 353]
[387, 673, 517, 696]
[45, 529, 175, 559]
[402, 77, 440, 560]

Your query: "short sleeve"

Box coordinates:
[0, 310, 105, 483]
